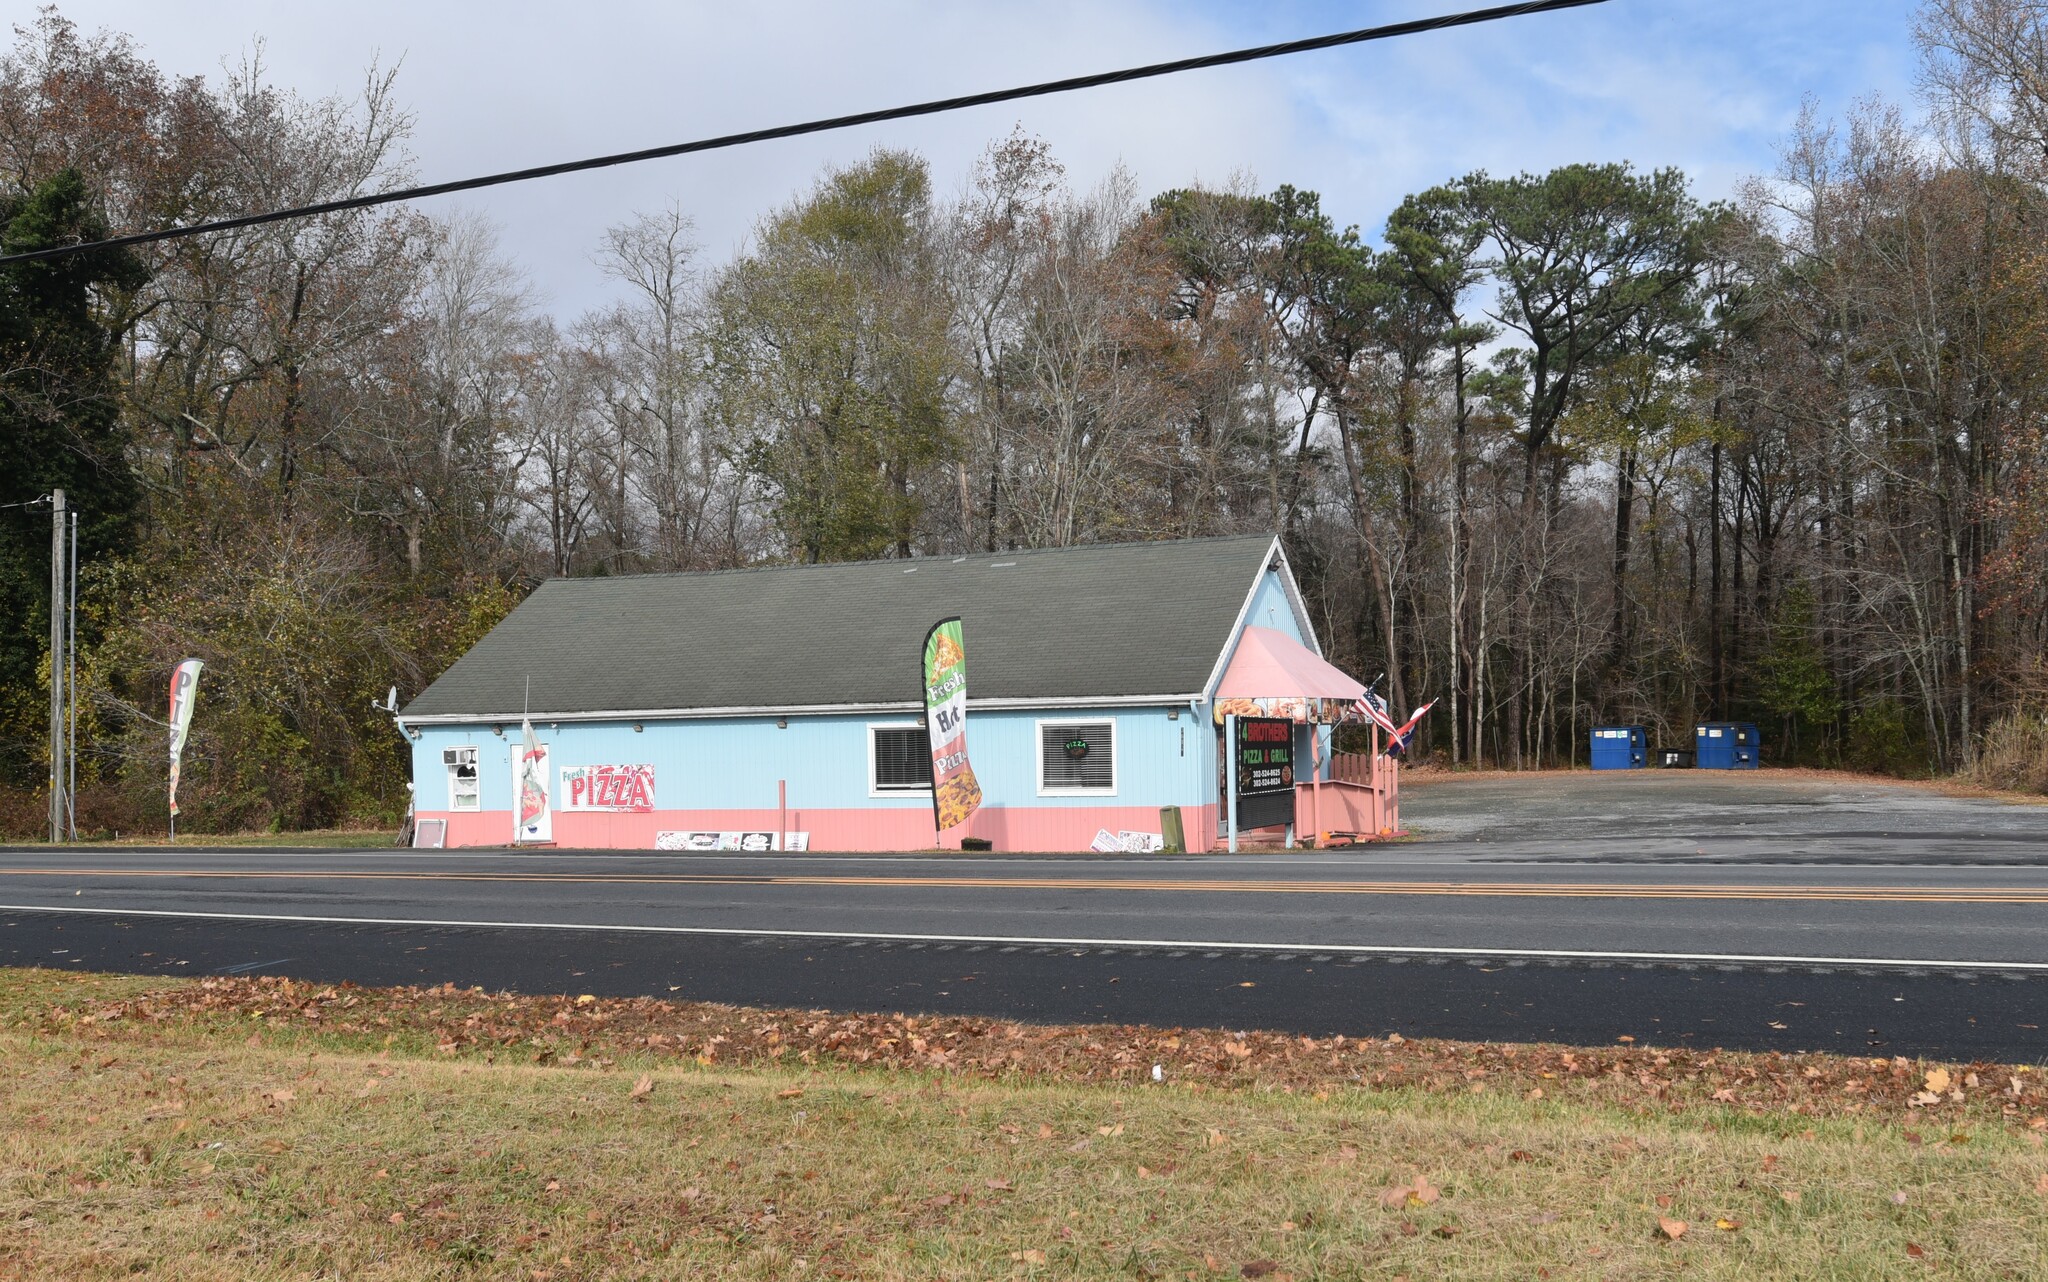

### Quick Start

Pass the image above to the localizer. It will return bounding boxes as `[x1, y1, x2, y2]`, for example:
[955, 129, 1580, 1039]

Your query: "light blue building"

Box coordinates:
[398, 535, 1381, 853]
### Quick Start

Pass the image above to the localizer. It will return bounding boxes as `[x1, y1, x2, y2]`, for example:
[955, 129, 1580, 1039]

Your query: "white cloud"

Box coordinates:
[32, 0, 1929, 312]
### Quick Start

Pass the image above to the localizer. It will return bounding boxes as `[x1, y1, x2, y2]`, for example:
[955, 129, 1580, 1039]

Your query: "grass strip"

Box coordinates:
[1, 969, 2044, 1280]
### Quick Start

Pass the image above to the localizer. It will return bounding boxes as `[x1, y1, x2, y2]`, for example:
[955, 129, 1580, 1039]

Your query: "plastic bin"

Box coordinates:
[1657, 747, 1694, 768]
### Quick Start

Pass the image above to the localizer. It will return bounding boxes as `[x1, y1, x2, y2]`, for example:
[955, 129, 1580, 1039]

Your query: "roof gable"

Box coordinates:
[404, 535, 1285, 718]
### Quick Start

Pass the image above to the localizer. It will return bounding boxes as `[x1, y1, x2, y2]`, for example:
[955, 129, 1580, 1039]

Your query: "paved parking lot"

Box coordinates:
[1398, 768, 2048, 863]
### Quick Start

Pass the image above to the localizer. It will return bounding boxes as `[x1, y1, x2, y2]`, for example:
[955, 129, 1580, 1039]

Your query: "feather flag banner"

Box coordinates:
[921, 617, 983, 834]
[167, 659, 204, 818]
[514, 717, 552, 843]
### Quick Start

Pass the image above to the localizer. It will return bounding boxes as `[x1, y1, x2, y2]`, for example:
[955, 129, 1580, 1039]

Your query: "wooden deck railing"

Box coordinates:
[1296, 750, 1400, 845]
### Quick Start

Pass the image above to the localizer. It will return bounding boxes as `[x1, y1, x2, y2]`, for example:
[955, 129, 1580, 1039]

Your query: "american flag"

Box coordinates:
[1352, 690, 1401, 737]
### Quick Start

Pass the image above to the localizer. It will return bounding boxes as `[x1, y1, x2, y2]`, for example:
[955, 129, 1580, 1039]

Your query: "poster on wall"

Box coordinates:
[921, 617, 983, 833]
[513, 720, 552, 844]
[561, 764, 655, 811]
[655, 831, 808, 852]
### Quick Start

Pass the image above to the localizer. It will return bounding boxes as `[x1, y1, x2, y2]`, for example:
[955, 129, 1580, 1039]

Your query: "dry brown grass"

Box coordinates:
[1962, 712, 2048, 797]
[3, 970, 2046, 1281]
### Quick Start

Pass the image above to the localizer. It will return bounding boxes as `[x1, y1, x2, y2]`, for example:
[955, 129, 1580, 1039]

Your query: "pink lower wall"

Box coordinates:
[421, 803, 1221, 854]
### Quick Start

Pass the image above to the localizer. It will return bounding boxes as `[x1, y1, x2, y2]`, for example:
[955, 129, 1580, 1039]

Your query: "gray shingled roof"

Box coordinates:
[403, 535, 1283, 718]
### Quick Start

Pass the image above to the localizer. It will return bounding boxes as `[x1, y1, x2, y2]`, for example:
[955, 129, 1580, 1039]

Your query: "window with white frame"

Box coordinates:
[1038, 720, 1116, 795]
[869, 724, 933, 793]
[443, 745, 480, 811]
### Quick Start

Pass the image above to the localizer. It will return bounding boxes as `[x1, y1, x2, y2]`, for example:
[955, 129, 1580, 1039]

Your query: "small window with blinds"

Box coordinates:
[1038, 720, 1116, 795]
[869, 724, 933, 793]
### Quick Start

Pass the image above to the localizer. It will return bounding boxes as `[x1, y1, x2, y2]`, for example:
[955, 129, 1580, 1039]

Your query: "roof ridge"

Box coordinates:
[532, 532, 1278, 587]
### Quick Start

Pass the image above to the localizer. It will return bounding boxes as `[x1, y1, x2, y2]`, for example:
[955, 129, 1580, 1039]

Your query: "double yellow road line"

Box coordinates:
[5, 867, 2048, 904]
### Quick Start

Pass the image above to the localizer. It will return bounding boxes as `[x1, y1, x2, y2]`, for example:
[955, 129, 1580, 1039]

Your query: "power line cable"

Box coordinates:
[0, 0, 1608, 267]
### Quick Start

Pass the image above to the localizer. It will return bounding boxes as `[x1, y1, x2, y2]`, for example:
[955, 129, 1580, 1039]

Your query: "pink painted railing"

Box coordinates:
[1296, 751, 1399, 845]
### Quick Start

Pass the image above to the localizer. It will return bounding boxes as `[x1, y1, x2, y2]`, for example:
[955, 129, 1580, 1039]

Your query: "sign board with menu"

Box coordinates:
[1233, 715, 1296, 829]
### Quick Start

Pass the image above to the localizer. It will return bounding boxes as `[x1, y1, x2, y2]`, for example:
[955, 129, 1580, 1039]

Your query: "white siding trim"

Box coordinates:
[1268, 537, 1322, 655]
[1197, 534, 1284, 705]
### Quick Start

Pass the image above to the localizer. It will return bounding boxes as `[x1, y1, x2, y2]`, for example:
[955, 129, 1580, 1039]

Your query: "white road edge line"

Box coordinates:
[0, 902, 2041, 972]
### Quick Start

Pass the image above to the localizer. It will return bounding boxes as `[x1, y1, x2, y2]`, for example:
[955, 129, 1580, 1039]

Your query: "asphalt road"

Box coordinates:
[2, 798, 2046, 1060]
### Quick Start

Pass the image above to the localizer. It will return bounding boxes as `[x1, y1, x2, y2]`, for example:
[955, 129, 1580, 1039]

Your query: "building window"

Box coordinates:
[1038, 720, 1116, 795]
[869, 724, 933, 793]
[443, 745, 480, 811]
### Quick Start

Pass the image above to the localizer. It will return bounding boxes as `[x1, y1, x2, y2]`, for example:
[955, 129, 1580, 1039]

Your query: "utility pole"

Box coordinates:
[69, 510, 79, 841]
[48, 489, 65, 844]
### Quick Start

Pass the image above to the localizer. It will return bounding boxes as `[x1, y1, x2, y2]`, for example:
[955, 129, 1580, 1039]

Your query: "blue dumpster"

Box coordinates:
[1694, 722, 1760, 769]
[1590, 725, 1648, 770]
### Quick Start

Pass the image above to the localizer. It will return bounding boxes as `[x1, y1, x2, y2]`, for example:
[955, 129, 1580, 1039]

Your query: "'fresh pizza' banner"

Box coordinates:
[921, 617, 983, 833]
[561, 764, 655, 812]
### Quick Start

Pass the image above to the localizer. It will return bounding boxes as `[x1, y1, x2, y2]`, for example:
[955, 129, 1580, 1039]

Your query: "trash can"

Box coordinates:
[1657, 747, 1694, 768]
[1590, 726, 1648, 770]
[1694, 722, 1760, 769]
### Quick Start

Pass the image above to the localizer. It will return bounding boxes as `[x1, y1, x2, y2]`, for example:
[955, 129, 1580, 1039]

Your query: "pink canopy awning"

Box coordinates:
[1216, 627, 1368, 703]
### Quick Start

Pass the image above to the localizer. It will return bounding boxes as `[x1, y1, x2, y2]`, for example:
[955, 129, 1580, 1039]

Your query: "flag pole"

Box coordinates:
[520, 675, 530, 845]
[919, 621, 944, 845]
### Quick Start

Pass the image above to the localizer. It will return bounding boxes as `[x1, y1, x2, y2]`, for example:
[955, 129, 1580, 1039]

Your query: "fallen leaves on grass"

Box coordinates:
[1657, 1217, 1688, 1241]
[28, 973, 2039, 1127]
[1378, 1175, 1440, 1209]
[629, 1073, 653, 1101]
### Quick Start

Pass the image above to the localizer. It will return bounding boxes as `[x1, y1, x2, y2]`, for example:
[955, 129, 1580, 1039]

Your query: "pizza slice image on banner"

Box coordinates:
[921, 617, 983, 833]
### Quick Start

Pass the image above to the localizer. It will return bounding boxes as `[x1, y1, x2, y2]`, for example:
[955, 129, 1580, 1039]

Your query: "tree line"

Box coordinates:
[4, 1, 2048, 835]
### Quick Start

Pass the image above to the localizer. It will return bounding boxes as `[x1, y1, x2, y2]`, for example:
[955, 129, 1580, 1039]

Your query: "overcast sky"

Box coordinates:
[39, 0, 1923, 316]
